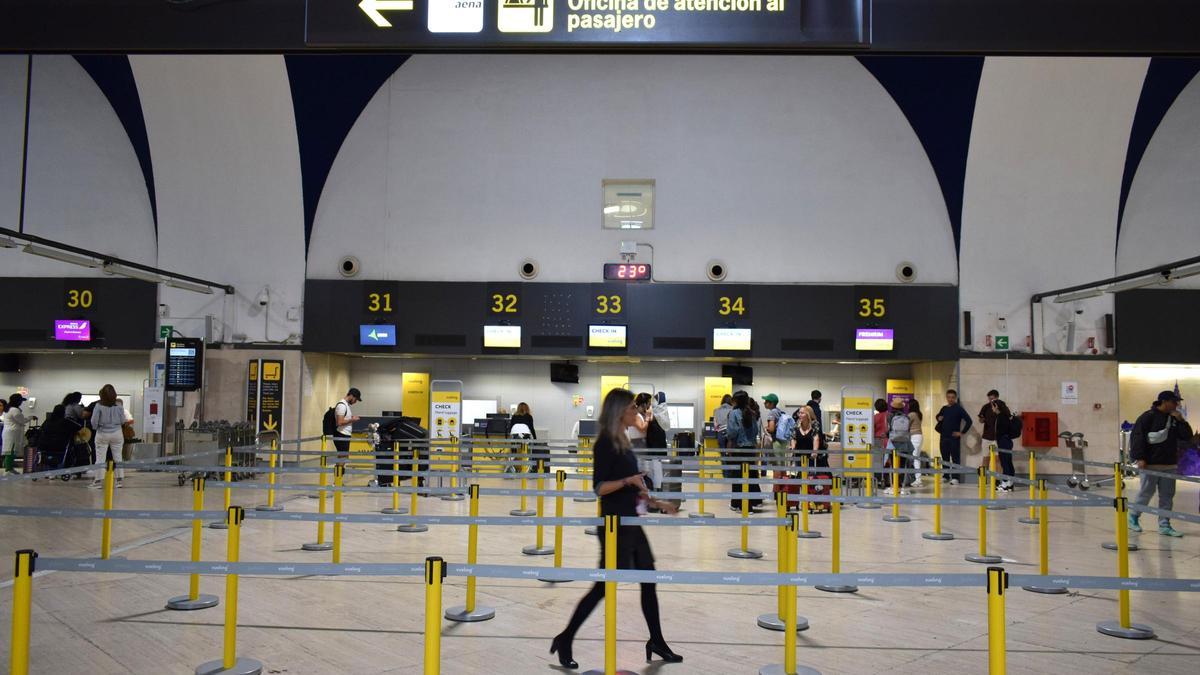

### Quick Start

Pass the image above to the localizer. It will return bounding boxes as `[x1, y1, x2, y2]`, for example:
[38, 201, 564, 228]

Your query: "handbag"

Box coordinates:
[74, 427, 92, 444]
[122, 422, 135, 441]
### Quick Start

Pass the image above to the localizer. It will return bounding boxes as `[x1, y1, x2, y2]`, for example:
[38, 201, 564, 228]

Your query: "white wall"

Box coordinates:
[129, 55, 306, 344]
[343, 357, 911, 439]
[308, 55, 958, 285]
[959, 57, 1148, 355]
[1118, 73, 1200, 288]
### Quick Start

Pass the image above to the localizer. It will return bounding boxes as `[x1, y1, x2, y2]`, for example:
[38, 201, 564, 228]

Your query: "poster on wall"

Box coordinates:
[142, 386, 163, 435]
[246, 360, 259, 424]
[703, 376, 733, 423]
[430, 381, 463, 441]
[1061, 381, 1079, 405]
[840, 388, 875, 477]
[257, 360, 285, 436]
[886, 379, 914, 409]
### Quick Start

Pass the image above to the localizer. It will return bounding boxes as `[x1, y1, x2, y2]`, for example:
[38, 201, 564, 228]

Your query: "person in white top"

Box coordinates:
[2, 393, 30, 474]
[115, 398, 135, 487]
[89, 385, 127, 489]
[625, 392, 652, 448]
[333, 388, 362, 458]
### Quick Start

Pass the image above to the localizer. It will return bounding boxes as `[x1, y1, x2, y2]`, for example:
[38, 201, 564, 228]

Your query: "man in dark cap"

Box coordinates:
[333, 388, 362, 459]
[1129, 390, 1192, 537]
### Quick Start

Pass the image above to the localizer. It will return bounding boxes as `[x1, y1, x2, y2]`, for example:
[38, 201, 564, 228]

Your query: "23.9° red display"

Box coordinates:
[603, 263, 651, 281]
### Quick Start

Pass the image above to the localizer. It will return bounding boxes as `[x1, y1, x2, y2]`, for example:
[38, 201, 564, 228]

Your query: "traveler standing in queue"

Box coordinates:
[1129, 390, 1192, 537]
[935, 389, 972, 485]
[989, 398, 1018, 491]
[872, 398, 889, 488]
[115, 398, 135, 487]
[806, 390, 824, 434]
[1, 393, 29, 474]
[978, 388, 1001, 454]
[761, 394, 786, 466]
[333, 388, 362, 460]
[726, 391, 762, 511]
[509, 402, 536, 440]
[884, 398, 913, 495]
[551, 388, 681, 669]
[714, 394, 733, 449]
[626, 393, 652, 449]
[791, 405, 827, 468]
[89, 385, 125, 489]
[909, 399, 926, 487]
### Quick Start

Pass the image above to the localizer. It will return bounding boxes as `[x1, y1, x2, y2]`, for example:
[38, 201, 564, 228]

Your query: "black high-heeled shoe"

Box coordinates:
[550, 633, 578, 669]
[646, 640, 683, 663]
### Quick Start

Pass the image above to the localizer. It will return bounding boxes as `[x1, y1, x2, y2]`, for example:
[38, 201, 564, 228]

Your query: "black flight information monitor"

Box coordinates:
[165, 337, 204, 392]
[603, 263, 651, 281]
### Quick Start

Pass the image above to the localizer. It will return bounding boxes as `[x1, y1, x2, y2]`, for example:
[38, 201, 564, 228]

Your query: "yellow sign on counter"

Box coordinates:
[703, 376, 733, 423]
[402, 372, 430, 428]
[886, 379, 914, 395]
[600, 375, 629, 404]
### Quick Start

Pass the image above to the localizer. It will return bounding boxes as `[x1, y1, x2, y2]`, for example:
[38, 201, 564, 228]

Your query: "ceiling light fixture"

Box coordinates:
[103, 262, 166, 284]
[23, 243, 100, 268]
[165, 278, 215, 295]
[1051, 288, 1106, 303]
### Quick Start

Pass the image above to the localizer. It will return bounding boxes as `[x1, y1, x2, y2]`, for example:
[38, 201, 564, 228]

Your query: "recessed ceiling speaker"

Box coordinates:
[707, 260, 727, 281]
[896, 261, 917, 283]
[338, 256, 360, 278]
[519, 259, 539, 280]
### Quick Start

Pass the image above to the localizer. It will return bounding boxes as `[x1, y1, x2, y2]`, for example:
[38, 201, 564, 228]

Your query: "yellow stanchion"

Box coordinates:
[922, 456, 955, 541]
[553, 470, 566, 569]
[1096, 497, 1155, 639]
[303, 455, 334, 550]
[574, 438, 596, 503]
[689, 445, 714, 518]
[523, 459, 553, 555]
[816, 476, 856, 593]
[195, 506, 263, 675]
[210, 446, 234, 530]
[1022, 479, 1067, 594]
[101, 458, 115, 559]
[986, 446, 1007, 512]
[759, 514, 818, 674]
[798, 455, 820, 539]
[728, 461, 763, 559]
[756, 493, 809, 631]
[883, 448, 911, 523]
[1018, 451, 1038, 524]
[1102, 463, 1138, 551]
[399, 446, 428, 533]
[383, 441, 406, 515]
[602, 515, 619, 675]
[446, 485, 496, 622]
[167, 477, 219, 610]
[440, 441, 465, 502]
[10, 549, 36, 675]
[966, 466, 1002, 564]
[256, 440, 283, 512]
[332, 464, 345, 563]
[511, 442, 535, 516]
[986, 566, 1008, 675]
[858, 444, 880, 510]
[423, 557, 446, 675]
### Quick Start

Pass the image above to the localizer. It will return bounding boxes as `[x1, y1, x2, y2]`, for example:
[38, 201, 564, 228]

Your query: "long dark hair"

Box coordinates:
[732, 391, 754, 429]
[599, 388, 634, 453]
[99, 384, 117, 407]
[908, 398, 923, 422]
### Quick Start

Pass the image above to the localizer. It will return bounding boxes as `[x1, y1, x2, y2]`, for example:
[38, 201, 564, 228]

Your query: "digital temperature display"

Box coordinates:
[603, 263, 651, 281]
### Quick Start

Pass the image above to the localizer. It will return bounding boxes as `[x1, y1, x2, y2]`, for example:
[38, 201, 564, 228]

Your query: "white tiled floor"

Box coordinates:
[0, 470, 1196, 674]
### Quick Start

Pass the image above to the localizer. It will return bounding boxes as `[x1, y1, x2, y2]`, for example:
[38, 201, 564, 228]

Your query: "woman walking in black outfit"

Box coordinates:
[551, 388, 682, 669]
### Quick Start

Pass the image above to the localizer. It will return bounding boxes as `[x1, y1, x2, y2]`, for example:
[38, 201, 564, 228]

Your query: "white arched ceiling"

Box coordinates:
[308, 55, 957, 284]
[960, 57, 1149, 352]
[131, 55, 305, 343]
[0, 55, 156, 277]
[0, 56, 26, 237]
[1118, 73, 1200, 289]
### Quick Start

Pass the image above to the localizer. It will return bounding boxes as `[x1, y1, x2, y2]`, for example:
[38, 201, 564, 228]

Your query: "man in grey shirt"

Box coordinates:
[713, 395, 733, 449]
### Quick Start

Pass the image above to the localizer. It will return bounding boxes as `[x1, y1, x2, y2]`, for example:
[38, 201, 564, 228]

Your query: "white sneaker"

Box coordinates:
[950, 478, 960, 485]
[115, 480, 123, 489]
[900, 488, 911, 496]
[883, 487, 896, 496]
[911, 479, 924, 488]
[87, 481, 103, 489]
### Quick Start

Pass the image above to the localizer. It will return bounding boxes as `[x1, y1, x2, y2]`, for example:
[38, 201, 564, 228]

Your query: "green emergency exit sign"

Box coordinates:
[995, 335, 1009, 351]
[160, 325, 173, 340]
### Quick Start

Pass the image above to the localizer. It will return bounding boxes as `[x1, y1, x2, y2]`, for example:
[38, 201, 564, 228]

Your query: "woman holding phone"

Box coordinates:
[551, 388, 682, 669]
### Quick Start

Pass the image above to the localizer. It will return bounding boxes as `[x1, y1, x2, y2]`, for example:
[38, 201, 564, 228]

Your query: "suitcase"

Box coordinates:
[807, 472, 832, 514]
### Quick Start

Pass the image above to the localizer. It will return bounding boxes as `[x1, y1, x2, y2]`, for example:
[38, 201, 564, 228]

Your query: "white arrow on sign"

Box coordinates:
[359, 0, 415, 28]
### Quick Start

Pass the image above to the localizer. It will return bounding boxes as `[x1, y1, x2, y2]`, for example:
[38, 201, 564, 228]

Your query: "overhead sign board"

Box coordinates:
[306, 0, 868, 49]
[359, 324, 397, 346]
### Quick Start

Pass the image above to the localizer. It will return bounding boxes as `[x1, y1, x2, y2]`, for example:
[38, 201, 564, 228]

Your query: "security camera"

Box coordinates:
[255, 288, 270, 306]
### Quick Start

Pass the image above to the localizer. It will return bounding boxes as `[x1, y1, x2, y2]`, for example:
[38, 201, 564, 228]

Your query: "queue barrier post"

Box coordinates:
[446, 485, 496, 622]
[382, 441, 407, 515]
[689, 445, 714, 519]
[1022, 479, 1067, 594]
[923, 456, 955, 541]
[167, 477, 220, 610]
[523, 459, 554, 555]
[986, 567, 1008, 675]
[816, 476, 857, 593]
[255, 441, 283, 512]
[883, 448, 910, 523]
[858, 446, 880, 510]
[210, 446, 233, 530]
[10, 549, 36, 675]
[1102, 463, 1138, 552]
[511, 443, 535, 517]
[798, 455, 820, 539]
[986, 446, 1006, 511]
[302, 456, 334, 549]
[759, 515, 820, 675]
[574, 438, 596, 503]
[308, 436, 327, 499]
[332, 465, 345, 563]
[728, 460, 763, 559]
[1096, 497, 1155, 639]
[423, 557, 446, 675]
[581, 516, 635, 675]
[399, 446, 429, 533]
[584, 498, 601, 537]
[758, 492, 809, 632]
[195, 506, 263, 675]
[101, 458, 115, 558]
[1018, 451, 1038, 525]
[539, 470, 572, 582]
[440, 442, 464, 502]
[965, 466, 1002, 564]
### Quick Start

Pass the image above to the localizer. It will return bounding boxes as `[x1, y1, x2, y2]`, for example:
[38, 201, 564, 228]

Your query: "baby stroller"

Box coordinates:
[34, 417, 91, 481]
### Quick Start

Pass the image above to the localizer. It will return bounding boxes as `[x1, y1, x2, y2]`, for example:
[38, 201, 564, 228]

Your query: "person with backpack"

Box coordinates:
[760, 394, 787, 467]
[1129, 390, 1192, 537]
[884, 398, 913, 495]
[725, 391, 762, 511]
[990, 399, 1020, 491]
[323, 388, 362, 459]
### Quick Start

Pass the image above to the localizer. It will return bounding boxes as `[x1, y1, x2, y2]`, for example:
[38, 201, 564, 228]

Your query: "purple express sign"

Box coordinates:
[54, 319, 91, 341]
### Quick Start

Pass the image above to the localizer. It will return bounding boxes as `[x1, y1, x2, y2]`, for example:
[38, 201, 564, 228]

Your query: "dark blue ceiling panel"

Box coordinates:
[285, 54, 409, 248]
[857, 55, 984, 255]
[74, 54, 158, 233]
[1117, 57, 1200, 239]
